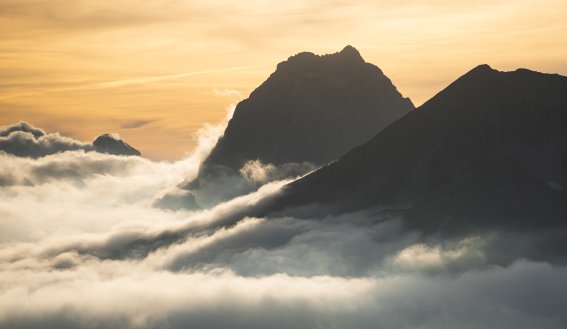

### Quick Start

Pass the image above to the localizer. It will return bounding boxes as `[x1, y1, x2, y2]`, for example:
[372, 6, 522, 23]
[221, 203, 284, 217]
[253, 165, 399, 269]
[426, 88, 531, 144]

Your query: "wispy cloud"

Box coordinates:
[1, 117, 567, 328]
[213, 88, 243, 98]
[120, 119, 156, 129]
[0, 66, 254, 100]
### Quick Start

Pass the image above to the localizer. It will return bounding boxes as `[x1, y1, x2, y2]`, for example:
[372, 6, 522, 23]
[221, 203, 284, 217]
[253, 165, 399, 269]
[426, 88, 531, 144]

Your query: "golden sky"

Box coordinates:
[1, 0, 566, 160]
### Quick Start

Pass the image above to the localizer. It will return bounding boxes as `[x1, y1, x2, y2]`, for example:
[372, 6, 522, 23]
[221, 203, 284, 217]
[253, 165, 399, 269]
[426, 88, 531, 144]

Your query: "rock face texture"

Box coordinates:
[182, 46, 414, 207]
[273, 65, 567, 234]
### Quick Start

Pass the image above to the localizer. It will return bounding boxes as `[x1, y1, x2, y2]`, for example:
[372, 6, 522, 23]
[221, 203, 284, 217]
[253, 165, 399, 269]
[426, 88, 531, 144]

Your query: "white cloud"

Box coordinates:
[1, 67, 254, 101]
[0, 259, 565, 329]
[0, 115, 566, 329]
[0, 121, 139, 158]
[390, 237, 486, 271]
[240, 159, 277, 183]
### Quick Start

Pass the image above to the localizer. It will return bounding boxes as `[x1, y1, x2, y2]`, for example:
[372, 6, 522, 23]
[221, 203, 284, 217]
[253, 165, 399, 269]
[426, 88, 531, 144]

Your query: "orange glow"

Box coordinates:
[1, 0, 566, 159]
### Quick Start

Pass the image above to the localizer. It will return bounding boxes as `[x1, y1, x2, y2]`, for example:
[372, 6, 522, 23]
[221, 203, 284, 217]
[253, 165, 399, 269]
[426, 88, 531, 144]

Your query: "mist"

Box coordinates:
[1, 114, 566, 329]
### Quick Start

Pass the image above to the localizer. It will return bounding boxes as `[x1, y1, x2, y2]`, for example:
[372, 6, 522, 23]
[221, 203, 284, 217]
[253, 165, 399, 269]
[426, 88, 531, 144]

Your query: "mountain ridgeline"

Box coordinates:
[176, 46, 414, 208]
[270, 65, 567, 234]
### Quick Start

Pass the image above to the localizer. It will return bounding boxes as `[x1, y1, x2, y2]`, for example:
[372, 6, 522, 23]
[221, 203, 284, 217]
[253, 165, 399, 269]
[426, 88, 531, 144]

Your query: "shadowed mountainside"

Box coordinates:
[271, 65, 567, 234]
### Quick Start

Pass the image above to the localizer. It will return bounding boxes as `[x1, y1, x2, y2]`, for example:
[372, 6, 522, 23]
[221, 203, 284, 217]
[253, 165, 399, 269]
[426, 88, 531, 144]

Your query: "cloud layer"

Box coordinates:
[1, 119, 566, 328]
[0, 122, 140, 158]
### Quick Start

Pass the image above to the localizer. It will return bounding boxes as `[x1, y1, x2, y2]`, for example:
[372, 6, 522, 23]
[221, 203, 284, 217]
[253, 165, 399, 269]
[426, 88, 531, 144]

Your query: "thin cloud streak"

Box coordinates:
[0, 66, 256, 100]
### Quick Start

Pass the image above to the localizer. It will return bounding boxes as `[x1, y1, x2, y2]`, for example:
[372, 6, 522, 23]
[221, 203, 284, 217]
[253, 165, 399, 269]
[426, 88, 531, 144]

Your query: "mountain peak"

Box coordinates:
[461, 64, 499, 80]
[338, 45, 363, 61]
[213, 45, 412, 166]
[473, 63, 494, 71]
[176, 47, 414, 209]
[92, 133, 141, 156]
[94, 133, 120, 142]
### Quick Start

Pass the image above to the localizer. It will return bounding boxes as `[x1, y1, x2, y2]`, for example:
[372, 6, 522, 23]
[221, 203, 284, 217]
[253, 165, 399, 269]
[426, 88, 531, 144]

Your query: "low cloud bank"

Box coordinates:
[1, 117, 566, 328]
[1, 259, 565, 329]
[0, 122, 140, 158]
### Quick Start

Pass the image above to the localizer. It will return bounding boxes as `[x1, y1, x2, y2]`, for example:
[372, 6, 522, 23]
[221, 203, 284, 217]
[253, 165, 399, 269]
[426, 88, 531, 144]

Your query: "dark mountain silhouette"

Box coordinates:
[271, 65, 567, 234]
[178, 46, 414, 208]
[92, 134, 141, 156]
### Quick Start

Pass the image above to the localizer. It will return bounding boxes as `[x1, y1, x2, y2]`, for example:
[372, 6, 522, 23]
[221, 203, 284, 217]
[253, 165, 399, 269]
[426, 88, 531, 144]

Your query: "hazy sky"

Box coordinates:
[1, 0, 566, 160]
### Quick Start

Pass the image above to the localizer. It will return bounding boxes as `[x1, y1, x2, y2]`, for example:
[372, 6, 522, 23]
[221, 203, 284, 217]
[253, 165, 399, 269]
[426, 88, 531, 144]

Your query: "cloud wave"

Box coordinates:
[0, 122, 140, 158]
[1, 118, 566, 329]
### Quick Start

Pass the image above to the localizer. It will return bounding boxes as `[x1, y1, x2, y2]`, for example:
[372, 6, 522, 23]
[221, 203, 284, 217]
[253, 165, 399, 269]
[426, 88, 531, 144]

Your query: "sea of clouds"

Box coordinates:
[1, 115, 566, 329]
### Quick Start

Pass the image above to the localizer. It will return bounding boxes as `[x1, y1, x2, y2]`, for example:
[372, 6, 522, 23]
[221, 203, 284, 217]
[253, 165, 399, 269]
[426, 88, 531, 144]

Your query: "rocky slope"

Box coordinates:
[272, 65, 567, 234]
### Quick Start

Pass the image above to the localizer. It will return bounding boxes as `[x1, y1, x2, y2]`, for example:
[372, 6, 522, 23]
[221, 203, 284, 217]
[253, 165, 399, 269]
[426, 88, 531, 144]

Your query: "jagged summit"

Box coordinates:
[204, 46, 413, 168]
[173, 46, 414, 209]
[276, 45, 365, 72]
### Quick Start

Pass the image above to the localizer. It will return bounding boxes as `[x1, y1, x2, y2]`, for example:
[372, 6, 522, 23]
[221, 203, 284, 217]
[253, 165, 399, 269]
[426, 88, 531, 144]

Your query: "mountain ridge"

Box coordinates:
[269, 65, 567, 234]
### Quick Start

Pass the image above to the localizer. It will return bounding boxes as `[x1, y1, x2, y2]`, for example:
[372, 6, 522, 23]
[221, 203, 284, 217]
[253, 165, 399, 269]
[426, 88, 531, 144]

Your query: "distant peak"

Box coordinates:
[94, 133, 120, 142]
[92, 133, 141, 156]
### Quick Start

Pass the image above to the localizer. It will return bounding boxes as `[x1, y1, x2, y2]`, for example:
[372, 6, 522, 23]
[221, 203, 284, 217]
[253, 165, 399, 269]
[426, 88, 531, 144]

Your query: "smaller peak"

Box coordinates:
[94, 133, 120, 142]
[93, 133, 141, 156]
[286, 51, 318, 62]
[460, 64, 499, 81]
[467, 65, 554, 78]
[471, 64, 496, 73]
[340, 45, 360, 55]
[337, 45, 364, 62]
[93, 133, 123, 145]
